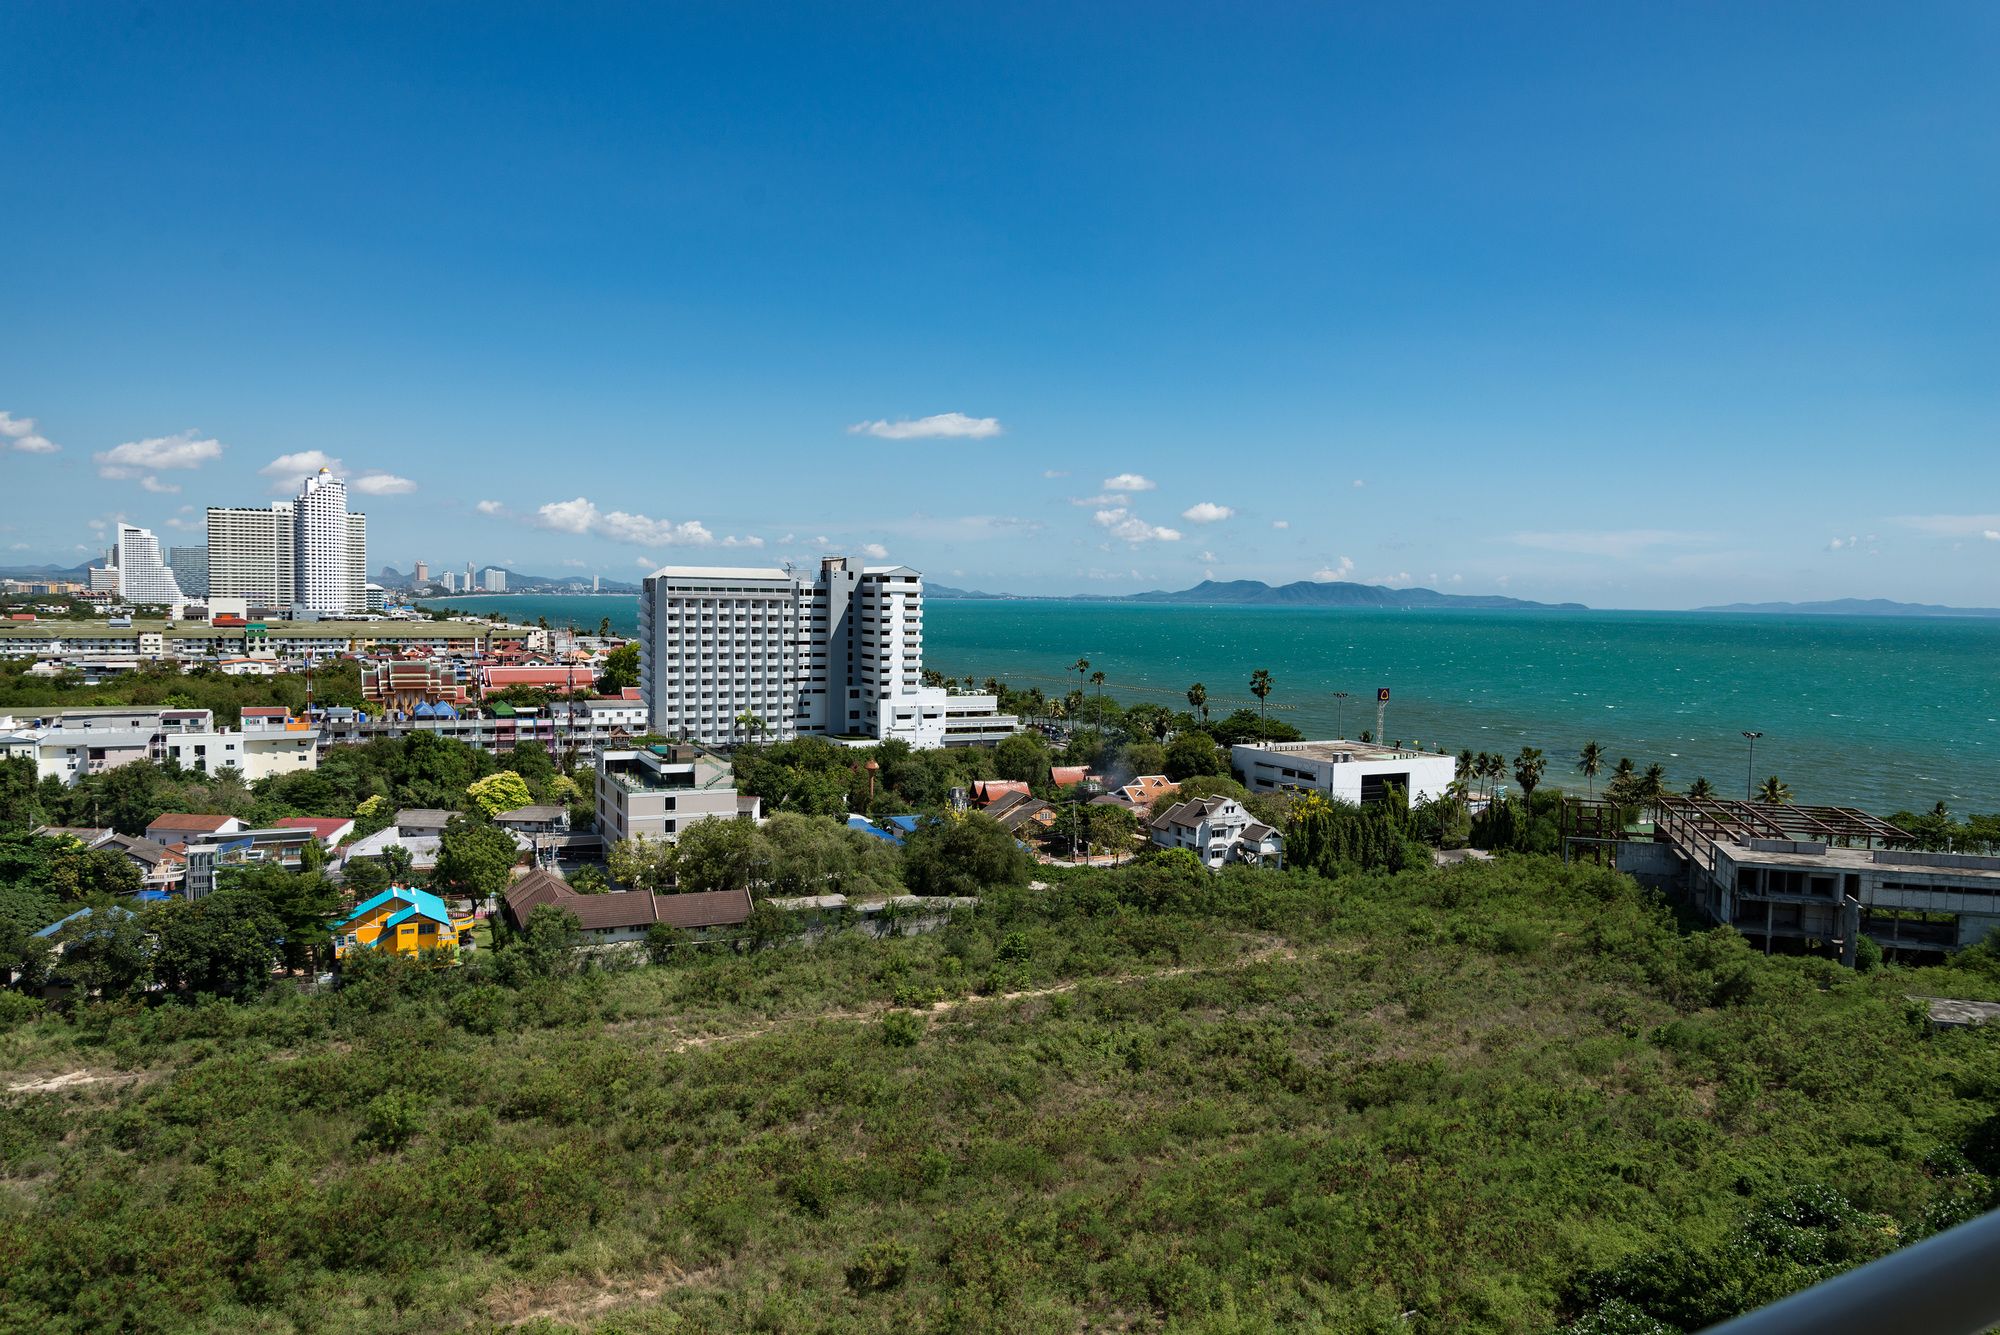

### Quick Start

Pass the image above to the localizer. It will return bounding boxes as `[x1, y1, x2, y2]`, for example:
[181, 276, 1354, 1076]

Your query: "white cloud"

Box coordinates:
[139, 476, 180, 494]
[1351, 479, 1366, 489]
[1896, 513, 2000, 537]
[1272, 519, 1290, 530]
[1826, 533, 1880, 555]
[1313, 557, 1356, 581]
[259, 449, 342, 478]
[1102, 473, 1157, 492]
[96, 430, 224, 480]
[860, 542, 889, 559]
[0, 411, 58, 454]
[537, 497, 599, 534]
[1985, 530, 2000, 542]
[1041, 469, 1069, 479]
[534, 496, 760, 548]
[1199, 550, 1217, 563]
[1181, 502, 1234, 524]
[164, 516, 198, 531]
[352, 472, 418, 496]
[476, 499, 505, 515]
[1094, 507, 1180, 544]
[848, 412, 1002, 440]
[1510, 529, 1713, 558]
[560, 558, 586, 568]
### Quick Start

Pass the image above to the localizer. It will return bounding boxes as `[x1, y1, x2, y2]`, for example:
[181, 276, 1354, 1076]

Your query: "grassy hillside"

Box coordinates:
[3, 856, 1997, 1333]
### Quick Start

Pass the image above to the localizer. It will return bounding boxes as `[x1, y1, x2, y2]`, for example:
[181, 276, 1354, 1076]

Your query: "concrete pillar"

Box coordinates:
[1839, 895, 1861, 968]
[1765, 899, 1774, 955]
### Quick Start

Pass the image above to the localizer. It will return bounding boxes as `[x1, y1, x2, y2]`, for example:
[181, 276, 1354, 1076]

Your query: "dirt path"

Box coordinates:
[5, 1070, 142, 1095]
[656, 943, 1298, 1054]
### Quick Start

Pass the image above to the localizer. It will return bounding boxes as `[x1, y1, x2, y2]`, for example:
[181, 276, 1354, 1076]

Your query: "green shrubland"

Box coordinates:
[3, 855, 1998, 1333]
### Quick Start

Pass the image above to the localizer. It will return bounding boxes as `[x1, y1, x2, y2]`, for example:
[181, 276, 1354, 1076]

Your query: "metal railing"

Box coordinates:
[1702, 1207, 2000, 1335]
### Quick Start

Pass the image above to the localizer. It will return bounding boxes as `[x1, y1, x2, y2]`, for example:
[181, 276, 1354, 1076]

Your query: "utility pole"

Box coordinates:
[1742, 731, 1763, 800]
[1375, 688, 1389, 748]
[1332, 691, 1349, 739]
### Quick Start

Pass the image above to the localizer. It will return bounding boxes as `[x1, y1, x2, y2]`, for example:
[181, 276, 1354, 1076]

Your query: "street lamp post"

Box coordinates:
[1742, 731, 1763, 800]
[1331, 691, 1350, 739]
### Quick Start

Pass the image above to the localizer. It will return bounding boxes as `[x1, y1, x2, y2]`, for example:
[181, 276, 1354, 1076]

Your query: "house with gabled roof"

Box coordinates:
[333, 886, 474, 958]
[1149, 795, 1284, 870]
[501, 867, 752, 947]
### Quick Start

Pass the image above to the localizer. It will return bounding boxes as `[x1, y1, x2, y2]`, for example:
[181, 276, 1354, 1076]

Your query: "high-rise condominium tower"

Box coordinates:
[93, 524, 184, 604]
[637, 557, 1016, 749]
[206, 468, 367, 614]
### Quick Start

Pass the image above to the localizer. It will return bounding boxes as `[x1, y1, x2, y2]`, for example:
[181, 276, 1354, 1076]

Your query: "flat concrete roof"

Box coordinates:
[1719, 840, 2000, 881]
[1234, 739, 1442, 763]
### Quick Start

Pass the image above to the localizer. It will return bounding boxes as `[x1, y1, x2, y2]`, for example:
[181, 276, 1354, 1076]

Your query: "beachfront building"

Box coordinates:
[637, 557, 1015, 749]
[593, 745, 759, 843]
[1232, 739, 1456, 806]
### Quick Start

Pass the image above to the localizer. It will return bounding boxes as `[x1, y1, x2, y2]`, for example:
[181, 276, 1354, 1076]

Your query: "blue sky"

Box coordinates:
[2, 2, 1996, 608]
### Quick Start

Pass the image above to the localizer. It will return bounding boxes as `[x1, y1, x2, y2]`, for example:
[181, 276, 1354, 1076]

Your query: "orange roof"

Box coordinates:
[1050, 766, 1093, 787]
[145, 813, 236, 833]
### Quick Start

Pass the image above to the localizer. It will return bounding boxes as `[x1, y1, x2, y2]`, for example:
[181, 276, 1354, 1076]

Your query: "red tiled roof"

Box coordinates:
[242, 706, 290, 717]
[1050, 766, 1094, 787]
[502, 868, 752, 933]
[274, 816, 355, 843]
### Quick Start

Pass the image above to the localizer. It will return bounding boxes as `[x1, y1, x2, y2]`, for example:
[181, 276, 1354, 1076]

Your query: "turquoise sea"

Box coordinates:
[422, 595, 2000, 814]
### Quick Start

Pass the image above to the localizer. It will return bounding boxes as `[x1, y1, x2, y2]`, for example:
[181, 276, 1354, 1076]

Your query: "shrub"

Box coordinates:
[846, 1239, 914, 1293]
[881, 1011, 924, 1047]
[357, 1090, 424, 1152]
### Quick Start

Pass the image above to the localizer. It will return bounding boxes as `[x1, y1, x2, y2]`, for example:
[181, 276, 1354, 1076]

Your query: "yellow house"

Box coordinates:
[333, 887, 474, 958]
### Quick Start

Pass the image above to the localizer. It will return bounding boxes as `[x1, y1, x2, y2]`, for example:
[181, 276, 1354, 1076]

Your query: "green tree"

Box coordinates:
[1186, 682, 1208, 724]
[1513, 747, 1547, 805]
[568, 864, 610, 894]
[607, 835, 676, 892]
[592, 639, 640, 695]
[48, 897, 151, 998]
[901, 812, 1031, 897]
[219, 860, 343, 972]
[432, 815, 519, 902]
[1578, 741, 1605, 798]
[506, 740, 558, 793]
[993, 731, 1051, 785]
[379, 843, 417, 887]
[1164, 731, 1226, 782]
[1756, 775, 1792, 805]
[671, 816, 772, 893]
[1688, 776, 1716, 800]
[508, 904, 581, 979]
[1248, 669, 1274, 742]
[149, 889, 286, 998]
[342, 856, 391, 901]
[466, 770, 533, 819]
[0, 756, 46, 833]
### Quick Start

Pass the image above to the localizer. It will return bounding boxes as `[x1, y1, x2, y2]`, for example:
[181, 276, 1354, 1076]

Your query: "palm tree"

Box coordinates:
[1456, 748, 1475, 784]
[1687, 776, 1715, 799]
[598, 616, 612, 638]
[1072, 658, 1090, 698]
[1638, 763, 1668, 806]
[1025, 686, 1046, 724]
[1187, 682, 1208, 724]
[1089, 670, 1106, 726]
[1249, 669, 1274, 742]
[1479, 751, 1505, 800]
[1513, 747, 1547, 804]
[1578, 741, 1605, 798]
[1756, 775, 1792, 805]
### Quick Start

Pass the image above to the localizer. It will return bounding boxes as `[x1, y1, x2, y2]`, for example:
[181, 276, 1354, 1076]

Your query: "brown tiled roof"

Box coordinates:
[502, 867, 753, 933]
[495, 805, 567, 822]
[145, 813, 236, 834]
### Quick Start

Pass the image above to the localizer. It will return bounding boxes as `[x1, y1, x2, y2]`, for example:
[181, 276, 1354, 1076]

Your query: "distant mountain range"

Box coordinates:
[927, 578, 1585, 611]
[381, 566, 640, 595]
[1696, 598, 2000, 619]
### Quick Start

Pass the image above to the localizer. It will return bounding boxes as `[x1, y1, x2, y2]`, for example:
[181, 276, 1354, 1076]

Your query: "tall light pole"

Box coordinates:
[1331, 691, 1350, 739]
[1742, 731, 1763, 800]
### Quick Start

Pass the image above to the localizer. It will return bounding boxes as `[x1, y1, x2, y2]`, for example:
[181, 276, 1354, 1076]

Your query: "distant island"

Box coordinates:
[1696, 598, 2000, 619]
[927, 578, 1585, 611]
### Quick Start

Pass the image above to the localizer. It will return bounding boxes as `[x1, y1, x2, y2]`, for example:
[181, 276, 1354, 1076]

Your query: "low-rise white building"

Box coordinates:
[1148, 795, 1284, 870]
[160, 707, 319, 782]
[1232, 740, 1456, 806]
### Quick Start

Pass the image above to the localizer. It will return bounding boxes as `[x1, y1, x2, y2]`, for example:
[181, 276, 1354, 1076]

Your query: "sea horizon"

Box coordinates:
[420, 593, 1999, 815]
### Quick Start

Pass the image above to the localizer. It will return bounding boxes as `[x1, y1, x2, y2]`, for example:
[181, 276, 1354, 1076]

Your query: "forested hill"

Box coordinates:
[927, 578, 1585, 609]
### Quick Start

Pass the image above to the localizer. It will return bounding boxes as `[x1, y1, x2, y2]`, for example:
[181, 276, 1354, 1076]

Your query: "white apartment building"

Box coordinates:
[0, 707, 216, 784]
[481, 568, 507, 592]
[208, 502, 297, 606]
[112, 525, 185, 605]
[206, 468, 368, 615]
[159, 707, 320, 782]
[637, 557, 1015, 749]
[1232, 739, 1457, 806]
